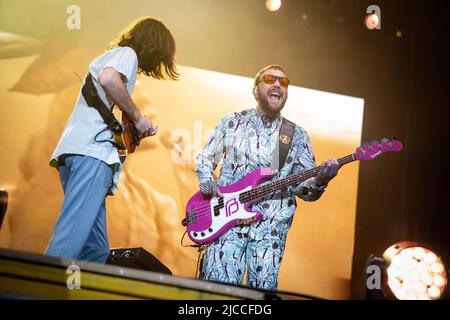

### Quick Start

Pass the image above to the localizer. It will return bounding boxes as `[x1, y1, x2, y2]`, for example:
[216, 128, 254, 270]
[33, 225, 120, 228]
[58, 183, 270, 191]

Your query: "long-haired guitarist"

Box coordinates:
[195, 65, 339, 290]
[46, 17, 179, 263]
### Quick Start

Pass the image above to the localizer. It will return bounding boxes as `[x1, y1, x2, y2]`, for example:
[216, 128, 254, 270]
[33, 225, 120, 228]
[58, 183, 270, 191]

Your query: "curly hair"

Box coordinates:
[110, 17, 179, 80]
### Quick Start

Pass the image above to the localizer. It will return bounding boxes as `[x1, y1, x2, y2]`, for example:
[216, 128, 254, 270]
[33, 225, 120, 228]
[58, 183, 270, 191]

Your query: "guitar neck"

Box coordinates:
[239, 153, 356, 203]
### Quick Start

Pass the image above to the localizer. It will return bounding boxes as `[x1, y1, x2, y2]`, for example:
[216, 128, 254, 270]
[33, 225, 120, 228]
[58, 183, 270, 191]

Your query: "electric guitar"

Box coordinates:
[183, 138, 402, 245]
[112, 108, 140, 157]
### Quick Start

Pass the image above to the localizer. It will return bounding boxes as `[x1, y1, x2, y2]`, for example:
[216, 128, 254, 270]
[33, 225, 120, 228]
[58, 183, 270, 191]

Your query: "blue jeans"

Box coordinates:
[46, 155, 113, 263]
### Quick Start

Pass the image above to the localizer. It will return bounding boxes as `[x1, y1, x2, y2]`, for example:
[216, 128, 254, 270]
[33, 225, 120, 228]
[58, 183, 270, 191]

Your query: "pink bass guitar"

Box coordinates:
[183, 138, 402, 245]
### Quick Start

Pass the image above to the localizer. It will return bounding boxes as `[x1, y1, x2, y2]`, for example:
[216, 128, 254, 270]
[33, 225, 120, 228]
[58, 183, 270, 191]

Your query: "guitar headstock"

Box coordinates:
[355, 137, 402, 161]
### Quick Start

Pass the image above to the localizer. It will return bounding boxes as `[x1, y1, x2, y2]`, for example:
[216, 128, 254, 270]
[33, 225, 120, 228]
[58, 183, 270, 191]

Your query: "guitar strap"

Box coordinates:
[272, 118, 296, 173]
[81, 73, 122, 134]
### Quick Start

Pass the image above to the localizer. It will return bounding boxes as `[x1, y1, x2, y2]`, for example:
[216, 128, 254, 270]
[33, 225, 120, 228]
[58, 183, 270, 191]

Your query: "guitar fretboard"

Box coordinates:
[238, 154, 355, 203]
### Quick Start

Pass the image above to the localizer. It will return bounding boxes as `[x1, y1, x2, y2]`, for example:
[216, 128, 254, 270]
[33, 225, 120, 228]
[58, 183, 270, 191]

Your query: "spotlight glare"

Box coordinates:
[421, 273, 433, 286]
[418, 293, 430, 300]
[433, 275, 445, 287]
[409, 271, 420, 282]
[391, 255, 403, 267]
[414, 282, 427, 294]
[365, 13, 380, 29]
[398, 269, 408, 281]
[395, 289, 406, 300]
[266, 0, 282, 12]
[388, 278, 401, 290]
[406, 293, 417, 300]
[428, 286, 441, 299]
[381, 242, 448, 300]
[416, 261, 428, 273]
[424, 252, 437, 264]
[402, 280, 414, 293]
[431, 262, 444, 273]
[405, 259, 416, 270]
[401, 248, 414, 260]
[387, 266, 398, 278]
[413, 247, 426, 260]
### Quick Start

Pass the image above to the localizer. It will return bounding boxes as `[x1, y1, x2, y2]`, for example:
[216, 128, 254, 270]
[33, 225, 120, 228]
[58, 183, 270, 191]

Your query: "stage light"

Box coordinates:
[382, 241, 447, 300]
[364, 13, 379, 30]
[266, 0, 282, 12]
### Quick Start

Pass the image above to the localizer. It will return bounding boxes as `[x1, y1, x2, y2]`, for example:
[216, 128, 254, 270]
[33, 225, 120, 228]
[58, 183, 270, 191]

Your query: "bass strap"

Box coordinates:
[272, 117, 296, 173]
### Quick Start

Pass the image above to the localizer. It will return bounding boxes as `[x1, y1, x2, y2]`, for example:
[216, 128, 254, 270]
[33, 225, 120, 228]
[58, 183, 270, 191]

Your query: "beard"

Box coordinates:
[257, 93, 287, 119]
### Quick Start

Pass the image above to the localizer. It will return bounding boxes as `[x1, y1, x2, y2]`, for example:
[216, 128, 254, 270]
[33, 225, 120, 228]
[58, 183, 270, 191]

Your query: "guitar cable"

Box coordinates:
[180, 231, 205, 279]
[94, 127, 121, 149]
[180, 230, 202, 248]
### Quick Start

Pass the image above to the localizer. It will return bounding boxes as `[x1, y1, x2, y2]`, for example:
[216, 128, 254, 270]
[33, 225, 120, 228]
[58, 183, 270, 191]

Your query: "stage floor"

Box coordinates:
[0, 248, 315, 300]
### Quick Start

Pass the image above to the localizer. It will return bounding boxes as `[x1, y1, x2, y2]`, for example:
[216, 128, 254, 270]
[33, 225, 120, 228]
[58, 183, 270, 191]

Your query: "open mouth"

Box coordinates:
[268, 90, 282, 104]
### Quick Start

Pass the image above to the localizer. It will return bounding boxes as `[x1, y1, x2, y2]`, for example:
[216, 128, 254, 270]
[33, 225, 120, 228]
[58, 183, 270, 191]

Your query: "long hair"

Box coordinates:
[110, 17, 179, 80]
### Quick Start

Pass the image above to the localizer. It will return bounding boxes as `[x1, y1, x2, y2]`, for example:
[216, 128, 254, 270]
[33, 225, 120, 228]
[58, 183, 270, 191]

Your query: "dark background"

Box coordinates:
[1, 0, 448, 299]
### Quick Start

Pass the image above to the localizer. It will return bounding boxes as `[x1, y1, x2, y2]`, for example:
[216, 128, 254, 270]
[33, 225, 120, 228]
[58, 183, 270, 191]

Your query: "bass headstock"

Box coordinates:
[355, 137, 403, 161]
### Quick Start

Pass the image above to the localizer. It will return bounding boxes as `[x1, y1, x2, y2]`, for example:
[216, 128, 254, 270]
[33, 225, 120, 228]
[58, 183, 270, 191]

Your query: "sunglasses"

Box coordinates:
[258, 74, 290, 88]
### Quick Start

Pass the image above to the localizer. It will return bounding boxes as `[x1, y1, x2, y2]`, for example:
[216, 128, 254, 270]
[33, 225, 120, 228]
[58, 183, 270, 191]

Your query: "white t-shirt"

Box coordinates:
[50, 46, 139, 194]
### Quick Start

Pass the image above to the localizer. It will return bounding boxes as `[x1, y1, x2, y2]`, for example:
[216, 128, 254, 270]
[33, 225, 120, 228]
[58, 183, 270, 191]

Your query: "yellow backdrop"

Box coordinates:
[0, 41, 363, 299]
